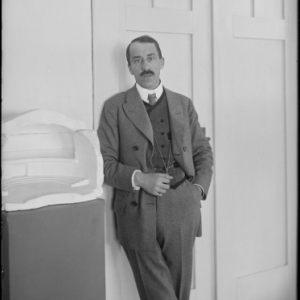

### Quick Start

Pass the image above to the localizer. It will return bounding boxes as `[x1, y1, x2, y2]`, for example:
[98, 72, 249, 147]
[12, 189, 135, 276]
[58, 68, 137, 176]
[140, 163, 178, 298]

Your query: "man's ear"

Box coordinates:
[160, 57, 165, 70]
[128, 64, 134, 75]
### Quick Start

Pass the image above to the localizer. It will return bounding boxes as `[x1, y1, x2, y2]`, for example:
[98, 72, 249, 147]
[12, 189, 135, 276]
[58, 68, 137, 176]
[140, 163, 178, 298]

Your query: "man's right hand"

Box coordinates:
[134, 172, 173, 197]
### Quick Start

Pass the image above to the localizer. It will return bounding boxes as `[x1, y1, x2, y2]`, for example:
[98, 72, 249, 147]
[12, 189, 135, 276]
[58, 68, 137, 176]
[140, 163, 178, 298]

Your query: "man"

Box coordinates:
[98, 35, 213, 300]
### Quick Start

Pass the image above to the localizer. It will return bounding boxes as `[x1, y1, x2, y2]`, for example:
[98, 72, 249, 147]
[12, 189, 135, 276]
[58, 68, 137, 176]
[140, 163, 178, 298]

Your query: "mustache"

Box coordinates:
[140, 70, 154, 77]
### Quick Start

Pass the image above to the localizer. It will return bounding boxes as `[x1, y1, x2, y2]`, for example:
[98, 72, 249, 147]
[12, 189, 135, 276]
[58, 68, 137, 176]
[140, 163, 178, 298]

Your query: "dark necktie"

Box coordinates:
[148, 93, 157, 105]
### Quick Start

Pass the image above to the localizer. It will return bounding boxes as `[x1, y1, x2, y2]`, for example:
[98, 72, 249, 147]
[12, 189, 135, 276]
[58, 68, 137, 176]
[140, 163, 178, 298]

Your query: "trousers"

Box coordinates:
[124, 180, 201, 300]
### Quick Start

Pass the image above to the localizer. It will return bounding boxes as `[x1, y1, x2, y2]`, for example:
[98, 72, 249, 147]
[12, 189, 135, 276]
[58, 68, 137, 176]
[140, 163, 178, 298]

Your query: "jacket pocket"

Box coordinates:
[186, 180, 202, 207]
[113, 189, 129, 214]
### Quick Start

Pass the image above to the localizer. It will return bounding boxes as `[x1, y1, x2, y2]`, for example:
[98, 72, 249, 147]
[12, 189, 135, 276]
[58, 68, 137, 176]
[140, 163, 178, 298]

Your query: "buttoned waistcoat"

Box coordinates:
[98, 85, 213, 250]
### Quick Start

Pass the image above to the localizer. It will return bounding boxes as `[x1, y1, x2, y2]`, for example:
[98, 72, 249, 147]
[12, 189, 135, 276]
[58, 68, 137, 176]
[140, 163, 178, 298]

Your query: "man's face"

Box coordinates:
[128, 42, 164, 90]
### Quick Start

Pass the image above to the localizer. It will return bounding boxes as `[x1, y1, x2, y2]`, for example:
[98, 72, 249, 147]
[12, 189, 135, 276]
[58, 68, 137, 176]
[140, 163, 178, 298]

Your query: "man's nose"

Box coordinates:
[141, 60, 151, 70]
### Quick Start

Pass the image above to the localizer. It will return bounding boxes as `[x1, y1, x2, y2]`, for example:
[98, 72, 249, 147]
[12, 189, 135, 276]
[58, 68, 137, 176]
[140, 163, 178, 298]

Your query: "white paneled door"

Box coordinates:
[93, 0, 297, 299]
[212, 0, 297, 299]
[93, 0, 215, 300]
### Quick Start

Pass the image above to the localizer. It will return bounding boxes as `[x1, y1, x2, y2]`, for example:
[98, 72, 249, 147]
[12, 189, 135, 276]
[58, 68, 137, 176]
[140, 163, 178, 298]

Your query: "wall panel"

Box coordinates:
[2, 0, 93, 128]
[213, 0, 297, 299]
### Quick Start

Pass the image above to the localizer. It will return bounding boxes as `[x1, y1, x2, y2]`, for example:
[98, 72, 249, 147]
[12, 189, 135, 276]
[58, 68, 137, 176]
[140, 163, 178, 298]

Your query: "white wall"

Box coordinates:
[3, 1, 297, 300]
[2, 0, 94, 128]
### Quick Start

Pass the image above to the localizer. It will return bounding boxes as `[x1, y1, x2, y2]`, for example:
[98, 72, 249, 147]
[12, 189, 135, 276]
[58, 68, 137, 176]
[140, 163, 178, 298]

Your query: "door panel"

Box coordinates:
[233, 39, 287, 277]
[253, 0, 284, 18]
[126, 0, 151, 8]
[213, 0, 297, 299]
[94, 0, 215, 299]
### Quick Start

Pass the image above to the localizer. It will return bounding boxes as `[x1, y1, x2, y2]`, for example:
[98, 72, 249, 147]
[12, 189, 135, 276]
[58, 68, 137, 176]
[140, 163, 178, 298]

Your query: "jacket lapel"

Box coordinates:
[123, 85, 154, 145]
[165, 88, 185, 154]
[122, 85, 186, 150]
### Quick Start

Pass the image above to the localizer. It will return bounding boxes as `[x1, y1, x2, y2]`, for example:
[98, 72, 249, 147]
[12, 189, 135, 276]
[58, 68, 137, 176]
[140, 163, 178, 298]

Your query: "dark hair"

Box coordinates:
[126, 35, 163, 65]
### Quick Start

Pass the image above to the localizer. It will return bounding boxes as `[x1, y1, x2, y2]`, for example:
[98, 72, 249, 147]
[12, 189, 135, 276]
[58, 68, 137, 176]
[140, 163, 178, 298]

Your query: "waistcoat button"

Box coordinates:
[131, 202, 138, 207]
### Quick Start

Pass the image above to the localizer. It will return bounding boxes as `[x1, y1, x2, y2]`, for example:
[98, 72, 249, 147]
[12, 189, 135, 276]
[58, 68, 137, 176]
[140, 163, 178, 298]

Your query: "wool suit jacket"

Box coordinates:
[98, 85, 213, 250]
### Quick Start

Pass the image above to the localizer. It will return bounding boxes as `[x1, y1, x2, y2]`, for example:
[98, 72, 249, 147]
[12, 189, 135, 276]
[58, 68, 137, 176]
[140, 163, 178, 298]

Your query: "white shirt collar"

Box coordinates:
[136, 81, 164, 103]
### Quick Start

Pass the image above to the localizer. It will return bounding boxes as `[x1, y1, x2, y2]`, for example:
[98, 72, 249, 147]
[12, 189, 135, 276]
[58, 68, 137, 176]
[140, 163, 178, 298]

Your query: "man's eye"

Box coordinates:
[148, 57, 154, 61]
[134, 59, 141, 63]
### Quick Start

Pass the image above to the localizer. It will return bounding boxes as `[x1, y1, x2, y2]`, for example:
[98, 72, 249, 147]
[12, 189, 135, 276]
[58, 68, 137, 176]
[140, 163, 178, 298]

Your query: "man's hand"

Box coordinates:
[134, 172, 173, 196]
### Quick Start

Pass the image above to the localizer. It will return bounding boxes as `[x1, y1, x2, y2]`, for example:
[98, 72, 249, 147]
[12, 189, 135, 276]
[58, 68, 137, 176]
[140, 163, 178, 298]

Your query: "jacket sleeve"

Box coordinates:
[98, 100, 137, 191]
[188, 99, 214, 200]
